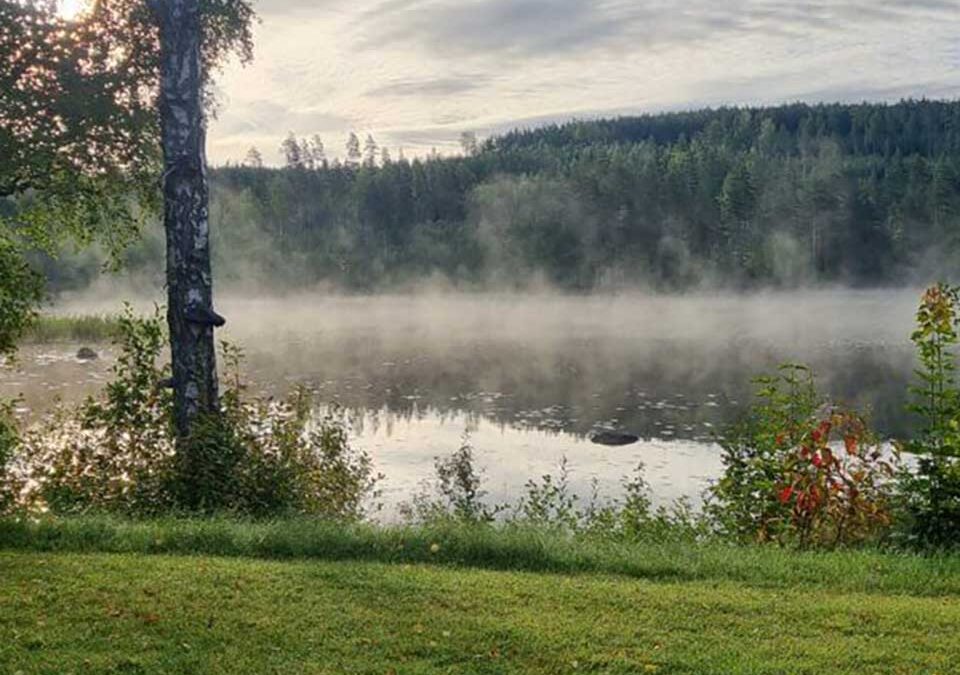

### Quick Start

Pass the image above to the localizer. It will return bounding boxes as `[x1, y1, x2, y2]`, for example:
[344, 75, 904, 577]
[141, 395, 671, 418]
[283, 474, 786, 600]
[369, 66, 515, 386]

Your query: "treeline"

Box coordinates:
[43, 99, 960, 291]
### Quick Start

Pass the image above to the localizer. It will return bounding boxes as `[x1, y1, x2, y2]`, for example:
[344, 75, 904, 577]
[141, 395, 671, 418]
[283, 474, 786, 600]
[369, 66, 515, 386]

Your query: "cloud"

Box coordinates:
[206, 0, 960, 164]
[214, 100, 353, 137]
[354, 0, 956, 59]
[365, 76, 490, 98]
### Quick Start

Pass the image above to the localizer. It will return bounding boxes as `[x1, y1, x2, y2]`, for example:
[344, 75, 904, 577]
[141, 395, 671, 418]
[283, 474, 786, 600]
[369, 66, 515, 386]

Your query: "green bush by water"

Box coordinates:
[7, 308, 379, 519]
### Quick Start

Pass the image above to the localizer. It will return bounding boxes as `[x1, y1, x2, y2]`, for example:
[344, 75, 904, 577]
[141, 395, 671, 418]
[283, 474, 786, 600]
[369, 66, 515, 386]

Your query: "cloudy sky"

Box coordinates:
[206, 0, 960, 165]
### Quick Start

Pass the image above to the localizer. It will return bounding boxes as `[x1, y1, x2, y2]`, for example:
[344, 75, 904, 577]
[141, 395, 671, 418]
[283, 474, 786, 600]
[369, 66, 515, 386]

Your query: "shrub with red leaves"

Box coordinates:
[709, 365, 898, 548]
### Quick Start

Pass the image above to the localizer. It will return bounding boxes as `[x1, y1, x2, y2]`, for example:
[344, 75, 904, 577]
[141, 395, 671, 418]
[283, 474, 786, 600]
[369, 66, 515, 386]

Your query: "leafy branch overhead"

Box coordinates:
[0, 0, 255, 352]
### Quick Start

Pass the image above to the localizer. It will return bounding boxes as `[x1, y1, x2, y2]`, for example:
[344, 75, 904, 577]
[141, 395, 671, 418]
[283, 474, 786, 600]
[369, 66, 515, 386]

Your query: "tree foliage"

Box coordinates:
[70, 99, 960, 294]
[0, 0, 255, 353]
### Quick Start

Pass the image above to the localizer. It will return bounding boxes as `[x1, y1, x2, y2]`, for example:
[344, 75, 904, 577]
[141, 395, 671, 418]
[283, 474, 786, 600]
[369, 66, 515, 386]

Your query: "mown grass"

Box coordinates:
[22, 314, 122, 344]
[2, 547, 960, 674]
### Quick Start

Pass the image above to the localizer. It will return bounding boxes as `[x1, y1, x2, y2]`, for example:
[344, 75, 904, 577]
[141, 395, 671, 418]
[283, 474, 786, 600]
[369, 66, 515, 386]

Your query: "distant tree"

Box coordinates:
[244, 146, 264, 168]
[364, 134, 379, 167]
[37, 100, 960, 295]
[310, 135, 326, 167]
[929, 158, 956, 230]
[718, 160, 760, 270]
[299, 138, 315, 169]
[460, 131, 479, 156]
[281, 132, 302, 168]
[381, 147, 393, 165]
[345, 132, 362, 168]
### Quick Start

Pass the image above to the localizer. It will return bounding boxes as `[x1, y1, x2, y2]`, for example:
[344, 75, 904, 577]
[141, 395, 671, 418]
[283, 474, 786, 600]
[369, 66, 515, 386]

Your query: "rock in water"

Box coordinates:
[589, 430, 640, 446]
[76, 347, 99, 361]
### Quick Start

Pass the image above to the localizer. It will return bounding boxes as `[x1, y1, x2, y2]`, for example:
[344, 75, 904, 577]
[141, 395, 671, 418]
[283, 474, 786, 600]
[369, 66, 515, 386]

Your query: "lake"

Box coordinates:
[0, 290, 922, 515]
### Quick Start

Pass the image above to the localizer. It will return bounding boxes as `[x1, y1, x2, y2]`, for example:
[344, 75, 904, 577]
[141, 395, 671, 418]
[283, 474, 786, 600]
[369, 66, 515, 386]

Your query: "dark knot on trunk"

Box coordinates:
[184, 305, 226, 328]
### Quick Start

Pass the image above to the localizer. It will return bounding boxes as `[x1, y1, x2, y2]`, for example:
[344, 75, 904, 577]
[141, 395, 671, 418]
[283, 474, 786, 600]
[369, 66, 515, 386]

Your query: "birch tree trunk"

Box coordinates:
[151, 0, 225, 439]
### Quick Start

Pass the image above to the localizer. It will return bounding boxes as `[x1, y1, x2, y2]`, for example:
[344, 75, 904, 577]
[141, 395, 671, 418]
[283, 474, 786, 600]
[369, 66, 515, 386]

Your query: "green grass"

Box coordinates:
[2, 550, 960, 674]
[4, 516, 960, 595]
[22, 314, 122, 344]
[3, 518, 960, 673]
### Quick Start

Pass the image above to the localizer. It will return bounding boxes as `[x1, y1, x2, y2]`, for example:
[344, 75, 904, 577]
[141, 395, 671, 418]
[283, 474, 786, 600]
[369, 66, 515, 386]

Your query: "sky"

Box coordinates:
[203, 0, 960, 166]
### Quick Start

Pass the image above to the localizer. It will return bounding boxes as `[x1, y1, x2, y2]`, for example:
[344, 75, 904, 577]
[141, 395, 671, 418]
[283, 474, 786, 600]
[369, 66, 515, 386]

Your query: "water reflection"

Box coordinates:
[335, 406, 724, 517]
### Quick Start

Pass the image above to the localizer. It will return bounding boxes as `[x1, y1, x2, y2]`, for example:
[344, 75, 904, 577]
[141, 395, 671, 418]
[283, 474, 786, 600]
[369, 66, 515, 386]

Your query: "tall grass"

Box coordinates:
[22, 314, 122, 344]
[3, 516, 960, 596]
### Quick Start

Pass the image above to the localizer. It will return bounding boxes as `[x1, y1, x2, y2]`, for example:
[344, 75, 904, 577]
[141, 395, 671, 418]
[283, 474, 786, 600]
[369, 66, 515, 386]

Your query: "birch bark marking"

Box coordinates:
[150, 0, 226, 439]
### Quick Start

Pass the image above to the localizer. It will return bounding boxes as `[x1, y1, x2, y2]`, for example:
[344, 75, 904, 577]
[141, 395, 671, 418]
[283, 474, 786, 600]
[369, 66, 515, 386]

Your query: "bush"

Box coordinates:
[708, 365, 897, 548]
[0, 235, 45, 356]
[12, 308, 379, 518]
[897, 457, 960, 549]
[897, 283, 960, 548]
[176, 389, 381, 519]
[404, 443, 705, 542]
[0, 399, 21, 515]
[22, 308, 173, 514]
[577, 464, 706, 543]
[514, 456, 581, 530]
[401, 435, 504, 524]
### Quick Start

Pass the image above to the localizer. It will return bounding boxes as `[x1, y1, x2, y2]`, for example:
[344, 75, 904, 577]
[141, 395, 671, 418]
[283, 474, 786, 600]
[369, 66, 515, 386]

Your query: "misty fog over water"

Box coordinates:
[1, 289, 921, 513]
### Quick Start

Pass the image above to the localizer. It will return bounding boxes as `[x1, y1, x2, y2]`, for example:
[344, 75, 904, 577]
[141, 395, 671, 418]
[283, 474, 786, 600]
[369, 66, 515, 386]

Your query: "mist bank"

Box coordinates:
[36, 100, 960, 295]
[38, 289, 921, 439]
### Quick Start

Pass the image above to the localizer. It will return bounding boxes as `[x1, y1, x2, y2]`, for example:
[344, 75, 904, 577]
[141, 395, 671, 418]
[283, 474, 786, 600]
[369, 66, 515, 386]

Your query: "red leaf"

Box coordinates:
[812, 420, 832, 445]
[779, 486, 794, 504]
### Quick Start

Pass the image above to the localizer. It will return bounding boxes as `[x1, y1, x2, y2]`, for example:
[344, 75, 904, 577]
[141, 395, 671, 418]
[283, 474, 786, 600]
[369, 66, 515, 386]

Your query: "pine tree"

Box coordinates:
[345, 132, 362, 168]
[299, 138, 315, 170]
[281, 132, 302, 169]
[460, 131, 478, 156]
[364, 134, 379, 167]
[311, 135, 327, 167]
[244, 146, 264, 168]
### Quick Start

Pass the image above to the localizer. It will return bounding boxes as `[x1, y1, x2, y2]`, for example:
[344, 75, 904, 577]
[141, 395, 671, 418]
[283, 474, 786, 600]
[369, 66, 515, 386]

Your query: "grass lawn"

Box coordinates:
[3, 521, 960, 674]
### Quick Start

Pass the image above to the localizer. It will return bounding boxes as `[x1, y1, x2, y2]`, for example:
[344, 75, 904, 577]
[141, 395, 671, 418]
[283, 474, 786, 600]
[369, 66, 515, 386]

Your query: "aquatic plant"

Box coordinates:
[23, 314, 124, 344]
